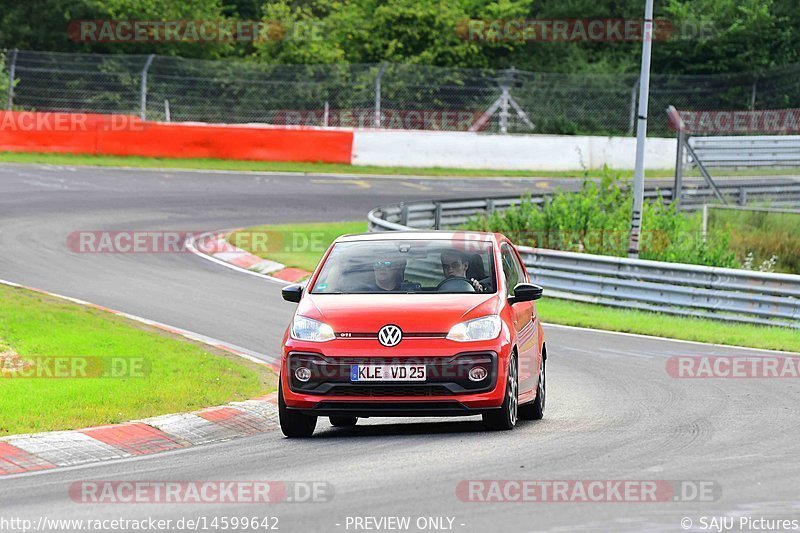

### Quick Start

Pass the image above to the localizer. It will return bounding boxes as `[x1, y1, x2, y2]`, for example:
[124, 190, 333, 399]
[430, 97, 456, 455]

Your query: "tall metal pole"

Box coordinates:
[6, 49, 18, 111]
[627, 76, 640, 136]
[627, 0, 655, 259]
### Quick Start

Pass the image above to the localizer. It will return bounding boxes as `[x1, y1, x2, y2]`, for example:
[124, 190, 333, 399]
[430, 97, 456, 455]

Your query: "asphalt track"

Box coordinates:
[1, 163, 799, 532]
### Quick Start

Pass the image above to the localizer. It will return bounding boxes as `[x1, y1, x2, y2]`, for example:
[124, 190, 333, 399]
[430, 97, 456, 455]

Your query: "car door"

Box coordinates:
[501, 243, 538, 399]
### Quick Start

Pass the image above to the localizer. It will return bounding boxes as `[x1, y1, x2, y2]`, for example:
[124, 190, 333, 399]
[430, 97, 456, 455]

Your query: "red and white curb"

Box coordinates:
[189, 231, 310, 284]
[0, 278, 282, 477]
[0, 394, 278, 475]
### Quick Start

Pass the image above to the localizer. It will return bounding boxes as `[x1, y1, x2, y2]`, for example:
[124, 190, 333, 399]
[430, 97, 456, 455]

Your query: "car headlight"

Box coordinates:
[446, 315, 502, 342]
[291, 315, 335, 342]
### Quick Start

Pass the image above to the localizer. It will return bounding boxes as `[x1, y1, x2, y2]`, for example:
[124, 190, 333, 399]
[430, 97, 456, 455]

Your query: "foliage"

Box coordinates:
[708, 208, 800, 274]
[464, 170, 739, 268]
[0, 0, 797, 75]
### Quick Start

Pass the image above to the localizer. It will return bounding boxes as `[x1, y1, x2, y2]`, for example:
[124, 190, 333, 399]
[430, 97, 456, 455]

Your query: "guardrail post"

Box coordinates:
[486, 198, 495, 216]
[701, 204, 708, 243]
[6, 48, 18, 111]
[400, 204, 409, 226]
[738, 188, 747, 206]
[433, 202, 442, 230]
[139, 54, 155, 120]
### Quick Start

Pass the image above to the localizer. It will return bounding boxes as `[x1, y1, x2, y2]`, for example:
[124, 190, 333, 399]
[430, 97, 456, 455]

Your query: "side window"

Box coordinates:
[501, 245, 519, 296]
[512, 248, 528, 283]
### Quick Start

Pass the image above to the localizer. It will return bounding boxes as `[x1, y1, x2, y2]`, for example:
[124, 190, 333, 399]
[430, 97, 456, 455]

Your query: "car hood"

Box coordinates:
[297, 293, 500, 333]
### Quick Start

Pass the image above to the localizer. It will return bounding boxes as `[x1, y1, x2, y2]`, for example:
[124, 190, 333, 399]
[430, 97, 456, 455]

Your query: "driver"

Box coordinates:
[440, 250, 485, 292]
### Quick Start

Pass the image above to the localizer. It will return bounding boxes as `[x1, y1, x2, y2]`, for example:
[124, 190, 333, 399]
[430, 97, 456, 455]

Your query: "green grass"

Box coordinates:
[2, 151, 799, 179]
[537, 299, 799, 353]
[232, 221, 800, 353]
[0, 284, 276, 436]
[229, 221, 368, 272]
[0, 151, 675, 179]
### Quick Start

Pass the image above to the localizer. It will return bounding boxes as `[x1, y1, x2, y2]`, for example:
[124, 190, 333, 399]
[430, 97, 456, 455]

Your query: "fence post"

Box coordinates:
[6, 48, 18, 111]
[667, 106, 686, 208]
[701, 204, 708, 243]
[374, 62, 388, 128]
[139, 54, 155, 121]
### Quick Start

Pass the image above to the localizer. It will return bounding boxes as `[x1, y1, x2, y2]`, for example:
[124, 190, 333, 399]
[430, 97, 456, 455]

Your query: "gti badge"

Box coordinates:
[378, 324, 403, 347]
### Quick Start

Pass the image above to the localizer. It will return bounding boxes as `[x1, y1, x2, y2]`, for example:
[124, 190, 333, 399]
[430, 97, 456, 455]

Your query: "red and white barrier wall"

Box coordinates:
[0, 111, 676, 170]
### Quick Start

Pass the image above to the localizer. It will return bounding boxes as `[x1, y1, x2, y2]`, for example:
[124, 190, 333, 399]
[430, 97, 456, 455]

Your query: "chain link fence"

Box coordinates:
[3, 49, 800, 136]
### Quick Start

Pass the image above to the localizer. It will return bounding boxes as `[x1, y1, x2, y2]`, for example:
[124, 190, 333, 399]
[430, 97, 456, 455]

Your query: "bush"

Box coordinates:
[465, 170, 739, 268]
[708, 208, 800, 275]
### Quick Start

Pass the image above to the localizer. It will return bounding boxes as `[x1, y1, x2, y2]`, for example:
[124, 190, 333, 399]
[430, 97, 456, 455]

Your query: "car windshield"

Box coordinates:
[310, 239, 496, 294]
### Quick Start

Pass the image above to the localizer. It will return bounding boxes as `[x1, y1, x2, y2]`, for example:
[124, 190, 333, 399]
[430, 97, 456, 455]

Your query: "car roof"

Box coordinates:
[335, 231, 501, 243]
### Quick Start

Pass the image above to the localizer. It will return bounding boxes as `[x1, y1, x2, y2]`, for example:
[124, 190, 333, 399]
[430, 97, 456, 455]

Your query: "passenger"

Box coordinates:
[440, 250, 485, 292]
[372, 256, 406, 291]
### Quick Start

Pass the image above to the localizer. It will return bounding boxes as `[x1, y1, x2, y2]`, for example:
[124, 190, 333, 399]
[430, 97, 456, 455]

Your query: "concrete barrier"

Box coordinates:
[352, 130, 677, 170]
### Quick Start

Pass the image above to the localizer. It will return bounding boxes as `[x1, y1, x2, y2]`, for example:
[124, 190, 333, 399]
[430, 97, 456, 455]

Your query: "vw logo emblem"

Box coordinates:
[378, 325, 403, 347]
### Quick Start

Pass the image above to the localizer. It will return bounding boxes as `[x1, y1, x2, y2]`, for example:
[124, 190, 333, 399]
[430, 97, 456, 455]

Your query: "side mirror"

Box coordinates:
[282, 284, 303, 303]
[509, 283, 543, 304]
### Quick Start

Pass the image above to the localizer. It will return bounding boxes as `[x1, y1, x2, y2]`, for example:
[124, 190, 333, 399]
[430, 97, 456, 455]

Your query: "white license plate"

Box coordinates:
[350, 364, 426, 382]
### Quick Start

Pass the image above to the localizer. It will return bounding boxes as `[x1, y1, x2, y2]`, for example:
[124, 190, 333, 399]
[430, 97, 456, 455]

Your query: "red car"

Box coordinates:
[279, 231, 546, 437]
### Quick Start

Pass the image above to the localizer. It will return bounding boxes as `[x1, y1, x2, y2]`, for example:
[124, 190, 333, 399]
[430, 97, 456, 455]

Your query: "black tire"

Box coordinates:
[278, 381, 317, 438]
[519, 356, 545, 421]
[329, 416, 358, 427]
[482, 355, 518, 431]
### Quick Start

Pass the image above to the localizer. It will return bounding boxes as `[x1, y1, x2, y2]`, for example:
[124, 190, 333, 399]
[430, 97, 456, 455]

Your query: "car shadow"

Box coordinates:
[311, 417, 540, 439]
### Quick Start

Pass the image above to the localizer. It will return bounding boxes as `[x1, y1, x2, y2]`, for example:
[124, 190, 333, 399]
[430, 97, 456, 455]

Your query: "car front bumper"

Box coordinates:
[280, 336, 513, 415]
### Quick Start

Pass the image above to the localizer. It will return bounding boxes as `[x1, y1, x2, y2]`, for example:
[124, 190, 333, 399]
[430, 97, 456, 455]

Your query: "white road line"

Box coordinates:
[543, 323, 799, 355]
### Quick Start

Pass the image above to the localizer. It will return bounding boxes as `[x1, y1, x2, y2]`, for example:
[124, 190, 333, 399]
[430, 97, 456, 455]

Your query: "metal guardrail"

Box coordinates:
[367, 182, 800, 233]
[689, 135, 800, 168]
[680, 182, 800, 208]
[368, 192, 800, 328]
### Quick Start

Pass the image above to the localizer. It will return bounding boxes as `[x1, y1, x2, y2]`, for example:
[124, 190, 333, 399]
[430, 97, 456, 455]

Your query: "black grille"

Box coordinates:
[326, 385, 453, 397]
